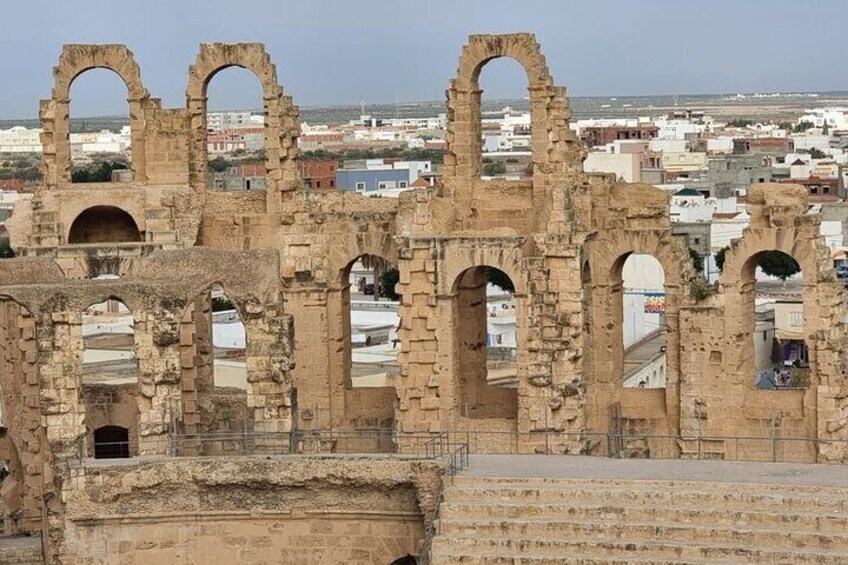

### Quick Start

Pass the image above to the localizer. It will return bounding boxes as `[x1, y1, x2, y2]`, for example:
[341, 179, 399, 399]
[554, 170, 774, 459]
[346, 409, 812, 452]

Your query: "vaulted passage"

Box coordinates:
[93, 425, 130, 459]
[68, 206, 141, 244]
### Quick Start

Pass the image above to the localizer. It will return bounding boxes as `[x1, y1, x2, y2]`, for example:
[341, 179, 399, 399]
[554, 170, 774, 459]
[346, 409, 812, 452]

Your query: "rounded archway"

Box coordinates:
[93, 425, 130, 459]
[68, 206, 142, 244]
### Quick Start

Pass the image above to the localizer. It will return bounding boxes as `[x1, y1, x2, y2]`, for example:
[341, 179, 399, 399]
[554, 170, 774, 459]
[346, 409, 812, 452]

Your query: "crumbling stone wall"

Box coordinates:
[57, 457, 442, 565]
[0, 33, 846, 563]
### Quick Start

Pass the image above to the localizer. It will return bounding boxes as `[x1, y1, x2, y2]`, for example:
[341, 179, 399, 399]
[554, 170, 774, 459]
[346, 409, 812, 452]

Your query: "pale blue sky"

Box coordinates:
[1, 0, 847, 118]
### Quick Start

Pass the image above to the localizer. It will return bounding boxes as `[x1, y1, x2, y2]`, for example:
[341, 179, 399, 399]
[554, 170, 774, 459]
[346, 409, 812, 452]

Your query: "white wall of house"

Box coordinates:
[583, 152, 640, 182]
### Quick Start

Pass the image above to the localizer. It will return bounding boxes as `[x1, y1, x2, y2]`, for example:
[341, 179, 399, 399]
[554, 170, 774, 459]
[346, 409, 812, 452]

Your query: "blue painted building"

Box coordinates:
[336, 168, 411, 193]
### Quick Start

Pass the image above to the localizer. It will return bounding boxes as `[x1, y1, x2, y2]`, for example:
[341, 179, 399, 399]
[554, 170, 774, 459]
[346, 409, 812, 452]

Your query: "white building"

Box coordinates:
[0, 127, 43, 153]
[207, 111, 263, 130]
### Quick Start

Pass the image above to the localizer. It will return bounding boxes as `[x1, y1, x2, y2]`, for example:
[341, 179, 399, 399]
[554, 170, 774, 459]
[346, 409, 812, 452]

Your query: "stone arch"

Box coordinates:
[449, 264, 519, 421]
[81, 295, 140, 457]
[326, 253, 399, 435]
[719, 229, 822, 388]
[584, 231, 692, 439]
[440, 242, 526, 297]
[46, 44, 149, 186]
[186, 43, 300, 209]
[452, 34, 553, 93]
[442, 34, 584, 215]
[92, 425, 130, 459]
[67, 205, 142, 244]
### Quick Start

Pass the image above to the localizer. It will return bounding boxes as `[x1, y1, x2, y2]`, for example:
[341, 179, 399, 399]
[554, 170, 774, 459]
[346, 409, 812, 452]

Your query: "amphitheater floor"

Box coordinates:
[466, 455, 848, 487]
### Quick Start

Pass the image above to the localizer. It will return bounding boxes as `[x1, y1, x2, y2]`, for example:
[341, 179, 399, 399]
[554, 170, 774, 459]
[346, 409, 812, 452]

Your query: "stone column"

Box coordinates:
[136, 309, 181, 456]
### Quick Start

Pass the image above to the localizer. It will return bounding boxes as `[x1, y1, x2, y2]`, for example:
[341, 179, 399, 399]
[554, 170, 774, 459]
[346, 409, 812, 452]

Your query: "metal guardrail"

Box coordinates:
[77, 427, 846, 465]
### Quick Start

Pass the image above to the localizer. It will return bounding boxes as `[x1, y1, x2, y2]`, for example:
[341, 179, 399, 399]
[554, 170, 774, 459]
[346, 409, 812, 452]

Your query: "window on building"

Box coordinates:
[378, 182, 388, 190]
[693, 238, 700, 245]
[315, 181, 321, 189]
[823, 186, 830, 194]
[399, 181, 407, 188]
[330, 180, 335, 188]
[790, 311, 803, 328]
[355, 182, 365, 191]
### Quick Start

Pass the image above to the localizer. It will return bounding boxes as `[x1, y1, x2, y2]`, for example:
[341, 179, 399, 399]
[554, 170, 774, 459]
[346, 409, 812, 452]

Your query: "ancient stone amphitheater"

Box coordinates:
[0, 33, 846, 564]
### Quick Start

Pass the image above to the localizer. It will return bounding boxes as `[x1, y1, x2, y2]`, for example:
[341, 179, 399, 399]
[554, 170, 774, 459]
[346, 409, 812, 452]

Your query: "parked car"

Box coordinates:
[836, 266, 848, 279]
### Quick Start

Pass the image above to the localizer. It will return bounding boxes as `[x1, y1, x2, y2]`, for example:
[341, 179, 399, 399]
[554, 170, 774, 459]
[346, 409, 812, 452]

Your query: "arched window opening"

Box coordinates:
[211, 285, 247, 390]
[454, 266, 518, 419]
[206, 67, 266, 191]
[83, 297, 138, 457]
[68, 206, 141, 244]
[749, 251, 807, 389]
[478, 58, 532, 181]
[93, 425, 130, 459]
[69, 69, 132, 184]
[344, 255, 400, 389]
[620, 254, 667, 389]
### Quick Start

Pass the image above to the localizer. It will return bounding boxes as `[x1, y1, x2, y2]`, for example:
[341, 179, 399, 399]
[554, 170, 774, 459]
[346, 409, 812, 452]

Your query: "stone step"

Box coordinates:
[450, 476, 847, 496]
[445, 481, 848, 513]
[429, 536, 847, 565]
[437, 517, 848, 550]
[439, 501, 848, 532]
[430, 553, 786, 565]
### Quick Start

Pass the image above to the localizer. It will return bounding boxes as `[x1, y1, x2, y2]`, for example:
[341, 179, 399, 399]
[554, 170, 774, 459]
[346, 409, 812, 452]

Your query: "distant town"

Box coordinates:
[2, 92, 847, 390]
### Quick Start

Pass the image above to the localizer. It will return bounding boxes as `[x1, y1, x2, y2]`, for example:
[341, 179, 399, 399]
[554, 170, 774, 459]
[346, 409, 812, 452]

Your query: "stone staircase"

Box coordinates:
[429, 476, 848, 564]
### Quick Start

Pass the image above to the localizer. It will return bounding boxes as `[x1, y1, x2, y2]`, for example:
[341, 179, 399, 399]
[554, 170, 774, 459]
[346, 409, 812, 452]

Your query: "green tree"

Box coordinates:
[486, 267, 514, 293]
[689, 248, 704, 273]
[209, 157, 232, 173]
[714, 246, 729, 272]
[758, 250, 800, 281]
[726, 119, 754, 128]
[807, 147, 828, 159]
[379, 268, 400, 301]
[794, 121, 814, 133]
[482, 162, 507, 177]
[211, 296, 235, 312]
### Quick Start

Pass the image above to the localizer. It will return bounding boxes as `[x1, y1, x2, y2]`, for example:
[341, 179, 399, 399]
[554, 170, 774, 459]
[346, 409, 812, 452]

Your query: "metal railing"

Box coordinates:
[78, 429, 461, 461]
[76, 426, 847, 465]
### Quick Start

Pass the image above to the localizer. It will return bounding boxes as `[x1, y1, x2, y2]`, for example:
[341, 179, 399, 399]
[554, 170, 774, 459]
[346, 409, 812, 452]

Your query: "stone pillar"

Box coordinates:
[243, 307, 293, 436]
[395, 242, 442, 437]
[285, 287, 333, 432]
[36, 310, 86, 464]
[0, 302, 45, 533]
[136, 308, 181, 455]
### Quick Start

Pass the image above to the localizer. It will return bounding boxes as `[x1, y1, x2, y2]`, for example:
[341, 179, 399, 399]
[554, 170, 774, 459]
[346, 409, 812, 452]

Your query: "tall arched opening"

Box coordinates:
[335, 254, 398, 441]
[741, 250, 808, 390]
[82, 296, 139, 457]
[452, 265, 518, 420]
[205, 67, 267, 192]
[616, 254, 667, 389]
[477, 58, 533, 181]
[68, 68, 132, 184]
